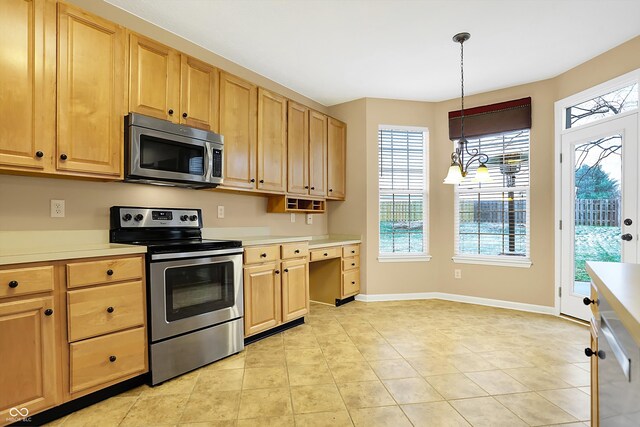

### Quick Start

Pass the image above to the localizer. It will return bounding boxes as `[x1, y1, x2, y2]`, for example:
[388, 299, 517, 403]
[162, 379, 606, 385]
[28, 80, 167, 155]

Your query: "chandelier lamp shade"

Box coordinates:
[443, 32, 491, 185]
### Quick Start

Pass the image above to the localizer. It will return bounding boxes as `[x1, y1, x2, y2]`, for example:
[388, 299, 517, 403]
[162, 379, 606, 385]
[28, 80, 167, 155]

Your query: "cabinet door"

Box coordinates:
[0, 0, 55, 172]
[327, 118, 346, 200]
[287, 102, 309, 195]
[0, 296, 58, 420]
[180, 55, 219, 131]
[309, 111, 328, 197]
[257, 88, 287, 192]
[281, 258, 309, 322]
[219, 72, 257, 190]
[57, 4, 125, 177]
[129, 33, 180, 123]
[243, 263, 281, 336]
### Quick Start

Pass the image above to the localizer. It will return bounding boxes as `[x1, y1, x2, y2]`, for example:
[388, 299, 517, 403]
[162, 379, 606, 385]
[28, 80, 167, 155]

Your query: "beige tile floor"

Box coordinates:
[48, 300, 592, 426]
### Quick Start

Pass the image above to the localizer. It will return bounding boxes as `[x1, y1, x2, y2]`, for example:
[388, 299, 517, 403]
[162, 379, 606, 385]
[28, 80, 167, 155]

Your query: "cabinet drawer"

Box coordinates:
[343, 245, 360, 258]
[67, 257, 143, 288]
[342, 269, 360, 297]
[281, 242, 309, 259]
[0, 265, 54, 299]
[70, 327, 146, 394]
[67, 281, 144, 342]
[244, 245, 279, 264]
[343, 256, 360, 271]
[310, 247, 341, 262]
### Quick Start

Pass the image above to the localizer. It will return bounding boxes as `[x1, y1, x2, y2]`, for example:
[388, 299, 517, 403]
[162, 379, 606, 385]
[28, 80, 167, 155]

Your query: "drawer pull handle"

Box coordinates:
[168, 109, 174, 115]
[182, 112, 188, 118]
[324, 253, 328, 256]
[351, 250, 355, 254]
[275, 270, 280, 275]
[351, 281, 356, 285]
[260, 253, 267, 258]
[106, 269, 114, 276]
[8, 280, 18, 288]
[250, 178, 256, 183]
[294, 249, 300, 254]
[584, 348, 605, 359]
[351, 263, 355, 266]
[44, 309, 53, 316]
[304, 186, 309, 189]
[109, 355, 117, 363]
[36, 150, 44, 158]
[107, 306, 115, 313]
[60, 153, 68, 160]
[583, 297, 599, 306]
[284, 268, 289, 273]
[311, 186, 315, 190]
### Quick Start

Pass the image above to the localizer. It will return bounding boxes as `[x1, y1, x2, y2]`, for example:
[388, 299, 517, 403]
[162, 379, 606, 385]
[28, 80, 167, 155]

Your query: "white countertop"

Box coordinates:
[0, 243, 146, 265]
[586, 261, 640, 347]
[308, 236, 362, 249]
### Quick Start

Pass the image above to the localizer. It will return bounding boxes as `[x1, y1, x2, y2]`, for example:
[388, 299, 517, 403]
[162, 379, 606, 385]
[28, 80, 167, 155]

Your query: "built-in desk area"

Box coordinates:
[308, 239, 361, 306]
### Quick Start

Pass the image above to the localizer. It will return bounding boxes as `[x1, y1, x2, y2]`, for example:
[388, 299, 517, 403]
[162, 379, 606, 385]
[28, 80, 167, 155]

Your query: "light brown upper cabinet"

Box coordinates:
[257, 88, 287, 193]
[309, 111, 328, 197]
[57, 3, 126, 177]
[219, 72, 257, 190]
[287, 102, 309, 195]
[0, 0, 56, 173]
[129, 34, 219, 131]
[327, 117, 346, 200]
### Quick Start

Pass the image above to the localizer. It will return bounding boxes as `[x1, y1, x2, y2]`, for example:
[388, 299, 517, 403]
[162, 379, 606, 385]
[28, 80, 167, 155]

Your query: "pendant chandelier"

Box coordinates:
[443, 32, 491, 185]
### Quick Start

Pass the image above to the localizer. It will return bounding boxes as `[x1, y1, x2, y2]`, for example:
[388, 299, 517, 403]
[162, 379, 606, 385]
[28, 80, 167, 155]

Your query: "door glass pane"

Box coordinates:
[165, 261, 235, 321]
[573, 135, 622, 295]
[566, 83, 638, 129]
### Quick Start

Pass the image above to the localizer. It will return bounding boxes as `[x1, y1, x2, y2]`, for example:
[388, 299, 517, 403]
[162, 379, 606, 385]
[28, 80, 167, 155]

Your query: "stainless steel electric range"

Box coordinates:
[110, 206, 244, 385]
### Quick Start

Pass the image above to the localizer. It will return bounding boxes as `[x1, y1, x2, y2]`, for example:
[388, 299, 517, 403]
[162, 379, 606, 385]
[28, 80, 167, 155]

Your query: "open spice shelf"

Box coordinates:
[267, 196, 326, 214]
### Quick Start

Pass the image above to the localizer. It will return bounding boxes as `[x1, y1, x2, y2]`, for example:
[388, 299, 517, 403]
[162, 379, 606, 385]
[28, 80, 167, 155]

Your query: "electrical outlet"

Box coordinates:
[306, 214, 313, 225]
[454, 269, 462, 279]
[51, 199, 65, 218]
[290, 213, 295, 223]
[217, 206, 224, 219]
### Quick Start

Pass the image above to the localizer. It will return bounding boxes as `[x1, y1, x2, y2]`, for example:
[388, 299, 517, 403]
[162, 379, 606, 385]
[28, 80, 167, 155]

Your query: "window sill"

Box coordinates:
[378, 254, 432, 263]
[452, 255, 532, 268]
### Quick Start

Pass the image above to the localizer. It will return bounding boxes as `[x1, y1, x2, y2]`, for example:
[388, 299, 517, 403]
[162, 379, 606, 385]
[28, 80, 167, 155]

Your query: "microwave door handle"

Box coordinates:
[204, 143, 213, 180]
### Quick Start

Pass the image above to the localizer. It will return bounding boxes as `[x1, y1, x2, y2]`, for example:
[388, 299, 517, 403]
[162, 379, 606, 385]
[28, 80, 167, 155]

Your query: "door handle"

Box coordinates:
[621, 233, 633, 241]
[624, 218, 633, 226]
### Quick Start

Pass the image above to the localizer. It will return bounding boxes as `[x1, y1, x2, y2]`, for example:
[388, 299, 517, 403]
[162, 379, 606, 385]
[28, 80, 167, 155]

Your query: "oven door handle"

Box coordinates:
[600, 314, 631, 382]
[151, 248, 243, 261]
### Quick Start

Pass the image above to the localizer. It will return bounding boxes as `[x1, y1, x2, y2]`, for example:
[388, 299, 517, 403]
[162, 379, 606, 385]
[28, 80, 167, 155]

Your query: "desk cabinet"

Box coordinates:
[309, 243, 360, 305]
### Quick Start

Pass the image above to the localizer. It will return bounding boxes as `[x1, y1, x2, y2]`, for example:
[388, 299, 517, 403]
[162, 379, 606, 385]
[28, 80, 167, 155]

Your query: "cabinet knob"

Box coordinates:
[351, 250, 355, 254]
[35, 151, 44, 158]
[109, 355, 117, 362]
[250, 178, 255, 183]
[583, 297, 599, 306]
[585, 348, 605, 359]
[311, 187, 315, 190]
[107, 306, 115, 313]
[304, 186, 309, 189]
[294, 249, 300, 254]
[275, 270, 280, 275]
[182, 112, 188, 118]
[351, 281, 356, 285]
[284, 268, 289, 273]
[329, 189, 333, 192]
[8, 280, 18, 288]
[260, 253, 267, 258]
[60, 153, 68, 160]
[44, 308, 53, 316]
[259, 179, 264, 184]
[106, 269, 114, 276]
[351, 263, 355, 266]
[324, 253, 328, 256]
[168, 109, 174, 115]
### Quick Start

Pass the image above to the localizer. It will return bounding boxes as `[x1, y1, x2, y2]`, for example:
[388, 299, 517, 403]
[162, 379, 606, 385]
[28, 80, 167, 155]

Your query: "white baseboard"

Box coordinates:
[355, 292, 555, 315]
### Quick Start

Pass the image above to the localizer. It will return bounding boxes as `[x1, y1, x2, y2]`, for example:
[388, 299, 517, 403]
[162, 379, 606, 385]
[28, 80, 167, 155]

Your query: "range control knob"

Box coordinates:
[134, 214, 144, 222]
[180, 215, 189, 221]
[189, 215, 198, 221]
[122, 213, 132, 222]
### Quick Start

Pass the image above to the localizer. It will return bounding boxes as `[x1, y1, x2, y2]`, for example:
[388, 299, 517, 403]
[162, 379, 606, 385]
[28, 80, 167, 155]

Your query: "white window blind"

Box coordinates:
[379, 127, 428, 257]
[454, 129, 530, 262]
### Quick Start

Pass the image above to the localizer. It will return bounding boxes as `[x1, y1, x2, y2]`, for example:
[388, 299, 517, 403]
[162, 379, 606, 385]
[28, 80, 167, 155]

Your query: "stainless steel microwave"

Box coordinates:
[125, 113, 223, 188]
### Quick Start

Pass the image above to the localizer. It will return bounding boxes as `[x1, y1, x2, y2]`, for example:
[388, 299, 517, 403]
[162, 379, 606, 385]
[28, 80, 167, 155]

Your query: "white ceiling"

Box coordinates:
[105, 0, 640, 106]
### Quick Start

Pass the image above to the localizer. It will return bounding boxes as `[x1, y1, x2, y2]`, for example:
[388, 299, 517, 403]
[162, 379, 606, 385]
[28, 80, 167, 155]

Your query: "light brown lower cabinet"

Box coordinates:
[0, 254, 147, 424]
[590, 319, 599, 427]
[243, 242, 309, 337]
[0, 295, 58, 422]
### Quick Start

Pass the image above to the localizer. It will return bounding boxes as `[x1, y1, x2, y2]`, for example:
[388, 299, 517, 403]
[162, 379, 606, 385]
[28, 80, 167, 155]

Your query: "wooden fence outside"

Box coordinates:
[575, 198, 620, 226]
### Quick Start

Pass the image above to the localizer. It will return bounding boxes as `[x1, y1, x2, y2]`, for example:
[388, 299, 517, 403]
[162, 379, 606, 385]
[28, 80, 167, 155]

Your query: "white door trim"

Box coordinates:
[554, 68, 640, 316]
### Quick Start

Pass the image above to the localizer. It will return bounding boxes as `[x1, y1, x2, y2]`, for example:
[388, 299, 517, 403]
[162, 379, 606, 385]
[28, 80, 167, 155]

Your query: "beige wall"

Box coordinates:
[329, 36, 640, 307]
[0, 174, 327, 233]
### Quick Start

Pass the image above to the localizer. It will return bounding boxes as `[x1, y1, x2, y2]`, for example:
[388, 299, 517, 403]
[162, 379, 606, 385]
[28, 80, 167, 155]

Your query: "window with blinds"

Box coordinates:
[455, 129, 530, 261]
[378, 127, 428, 257]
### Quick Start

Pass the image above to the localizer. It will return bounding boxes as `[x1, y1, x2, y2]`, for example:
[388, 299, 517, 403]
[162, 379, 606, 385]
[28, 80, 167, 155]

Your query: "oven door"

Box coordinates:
[149, 253, 243, 342]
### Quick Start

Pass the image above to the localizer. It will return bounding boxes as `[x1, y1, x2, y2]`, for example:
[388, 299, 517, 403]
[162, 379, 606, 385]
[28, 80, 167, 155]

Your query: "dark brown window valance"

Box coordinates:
[448, 97, 531, 140]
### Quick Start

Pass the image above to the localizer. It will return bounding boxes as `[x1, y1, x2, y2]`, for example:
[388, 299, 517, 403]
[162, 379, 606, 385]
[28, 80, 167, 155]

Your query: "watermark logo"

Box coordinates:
[7, 407, 31, 423]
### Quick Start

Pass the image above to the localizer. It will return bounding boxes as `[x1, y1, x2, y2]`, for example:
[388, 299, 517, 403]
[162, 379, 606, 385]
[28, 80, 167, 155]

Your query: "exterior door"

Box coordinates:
[560, 114, 638, 319]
